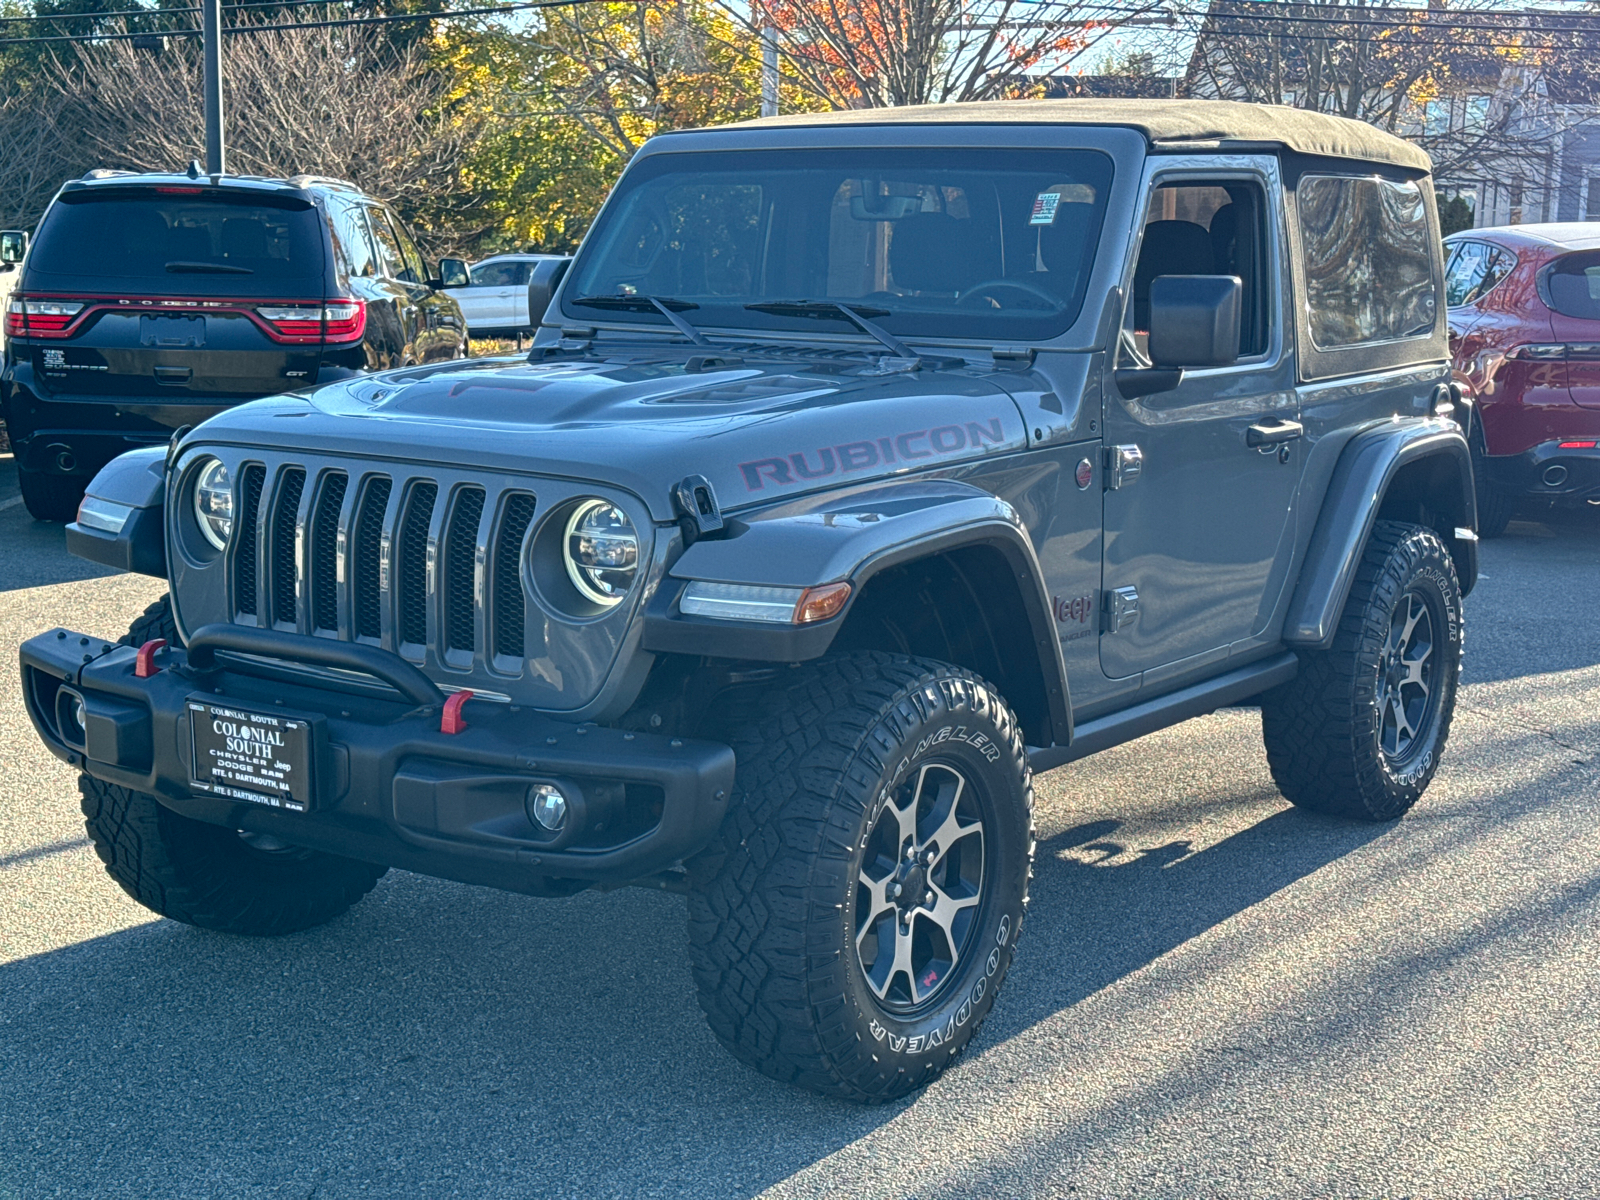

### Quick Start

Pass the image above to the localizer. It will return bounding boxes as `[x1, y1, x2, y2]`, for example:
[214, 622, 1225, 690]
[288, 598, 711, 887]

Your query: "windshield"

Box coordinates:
[563, 147, 1114, 342]
[30, 190, 325, 284]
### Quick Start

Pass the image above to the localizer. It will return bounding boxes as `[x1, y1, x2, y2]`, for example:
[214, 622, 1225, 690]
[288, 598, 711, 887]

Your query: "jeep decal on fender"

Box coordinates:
[738, 417, 1010, 491]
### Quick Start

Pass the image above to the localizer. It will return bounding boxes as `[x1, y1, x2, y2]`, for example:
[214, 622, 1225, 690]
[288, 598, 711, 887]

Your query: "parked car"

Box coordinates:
[444, 253, 565, 337]
[1, 171, 470, 521]
[23, 99, 1478, 1103]
[1445, 223, 1600, 535]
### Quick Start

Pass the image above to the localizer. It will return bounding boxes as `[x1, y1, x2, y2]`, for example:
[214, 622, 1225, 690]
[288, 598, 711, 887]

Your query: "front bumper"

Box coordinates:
[1484, 439, 1600, 504]
[20, 626, 735, 894]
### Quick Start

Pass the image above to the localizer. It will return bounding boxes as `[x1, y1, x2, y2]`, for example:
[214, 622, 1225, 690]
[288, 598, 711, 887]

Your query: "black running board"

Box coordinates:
[1028, 651, 1299, 774]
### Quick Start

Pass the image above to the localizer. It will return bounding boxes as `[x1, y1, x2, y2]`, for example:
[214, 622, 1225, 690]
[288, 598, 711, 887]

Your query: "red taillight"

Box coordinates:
[6, 296, 86, 338]
[1557, 440, 1597, 449]
[253, 299, 365, 344]
[154, 186, 204, 194]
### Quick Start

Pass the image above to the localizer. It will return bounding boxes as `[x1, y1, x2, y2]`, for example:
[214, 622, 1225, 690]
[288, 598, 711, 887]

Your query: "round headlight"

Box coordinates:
[563, 500, 638, 606]
[192, 457, 233, 551]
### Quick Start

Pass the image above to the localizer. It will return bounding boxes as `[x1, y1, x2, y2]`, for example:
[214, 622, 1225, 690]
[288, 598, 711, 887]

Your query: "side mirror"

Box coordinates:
[526, 256, 572, 327]
[1147, 275, 1241, 369]
[437, 258, 470, 288]
[0, 229, 27, 265]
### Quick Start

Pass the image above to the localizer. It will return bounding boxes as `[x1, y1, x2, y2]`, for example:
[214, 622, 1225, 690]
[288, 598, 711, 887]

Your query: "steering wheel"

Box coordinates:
[956, 277, 1060, 309]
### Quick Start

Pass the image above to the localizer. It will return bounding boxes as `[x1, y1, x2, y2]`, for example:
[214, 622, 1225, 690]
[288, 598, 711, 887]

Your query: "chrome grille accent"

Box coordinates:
[494, 493, 536, 659]
[443, 487, 485, 655]
[234, 464, 265, 617]
[397, 482, 437, 647]
[311, 472, 347, 632]
[271, 468, 306, 627]
[352, 477, 390, 640]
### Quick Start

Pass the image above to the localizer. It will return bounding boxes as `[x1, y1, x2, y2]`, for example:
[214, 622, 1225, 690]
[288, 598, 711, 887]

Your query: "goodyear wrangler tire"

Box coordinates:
[77, 595, 386, 935]
[686, 652, 1034, 1102]
[1261, 520, 1463, 821]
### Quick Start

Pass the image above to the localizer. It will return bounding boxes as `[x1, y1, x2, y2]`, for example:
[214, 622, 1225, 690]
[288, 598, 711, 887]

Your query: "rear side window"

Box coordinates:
[29, 191, 324, 282]
[1543, 251, 1600, 319]
[473, 260, 534, 287]
[1297, 175, 1437, 348]
[1445, 240, 1515, 308]
[329, 201, 377, 278]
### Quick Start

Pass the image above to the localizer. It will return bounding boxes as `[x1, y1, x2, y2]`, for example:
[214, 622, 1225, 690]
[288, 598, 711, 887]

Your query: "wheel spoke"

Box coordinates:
[922, 774, 978, 862]
[925, 881, 980, 954]
[856, 870, 894, 947]
[886, 917, 917, 1002]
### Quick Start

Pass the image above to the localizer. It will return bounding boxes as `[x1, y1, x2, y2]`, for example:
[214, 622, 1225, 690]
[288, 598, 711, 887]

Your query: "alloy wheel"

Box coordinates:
[854, 763, 987, 1011]
[1379, 588, 1441, 764]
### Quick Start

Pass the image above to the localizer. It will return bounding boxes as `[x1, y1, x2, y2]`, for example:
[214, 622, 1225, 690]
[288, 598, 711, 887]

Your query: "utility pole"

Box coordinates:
[760, 17, 778, 118]
[202, 0, 225, 174]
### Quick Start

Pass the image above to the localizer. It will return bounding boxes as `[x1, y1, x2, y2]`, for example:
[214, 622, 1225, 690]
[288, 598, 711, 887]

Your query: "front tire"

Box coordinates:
[687, 653, 1034, 1102]
[1262, 520, 1463, 821]
[78, 593, 386, 934]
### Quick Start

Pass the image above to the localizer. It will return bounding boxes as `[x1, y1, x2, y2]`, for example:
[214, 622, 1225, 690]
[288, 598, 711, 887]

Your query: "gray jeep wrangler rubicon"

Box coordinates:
[22, 100, 1477, 1103]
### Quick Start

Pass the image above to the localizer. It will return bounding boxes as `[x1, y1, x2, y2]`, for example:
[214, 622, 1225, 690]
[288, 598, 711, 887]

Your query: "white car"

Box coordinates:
[445, 253, 562, 336]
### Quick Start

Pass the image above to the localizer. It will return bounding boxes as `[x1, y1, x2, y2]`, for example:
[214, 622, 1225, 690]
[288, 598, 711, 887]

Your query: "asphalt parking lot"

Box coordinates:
[0, 455, 1596, 1200]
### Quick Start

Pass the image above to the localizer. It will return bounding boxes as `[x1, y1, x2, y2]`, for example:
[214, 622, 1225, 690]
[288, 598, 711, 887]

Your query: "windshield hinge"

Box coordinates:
[991, 346, 1036, 371]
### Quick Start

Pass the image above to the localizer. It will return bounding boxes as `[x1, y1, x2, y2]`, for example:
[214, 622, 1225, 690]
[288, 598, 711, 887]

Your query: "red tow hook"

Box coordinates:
[135, 639, 167, 678]
[441, 690, 473, 735]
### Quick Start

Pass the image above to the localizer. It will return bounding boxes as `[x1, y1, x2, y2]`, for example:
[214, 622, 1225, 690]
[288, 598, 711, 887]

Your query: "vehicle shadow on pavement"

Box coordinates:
[989, 801, 1390, 1037]
[0, 797, 1391, 1199]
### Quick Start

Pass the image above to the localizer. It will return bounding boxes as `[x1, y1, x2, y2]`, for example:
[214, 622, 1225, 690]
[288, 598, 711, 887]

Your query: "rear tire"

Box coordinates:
[1261, 521, 1463, 821]
[19, 471, 83, 523]
[687, 652, 1034, 1101]
[1471, 425, 1516, 538]
[79, 592, 385, 934]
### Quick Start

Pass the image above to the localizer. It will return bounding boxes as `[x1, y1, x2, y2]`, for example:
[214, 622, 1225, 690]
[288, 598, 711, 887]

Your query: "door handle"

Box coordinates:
[1246, 419, 1303, 447]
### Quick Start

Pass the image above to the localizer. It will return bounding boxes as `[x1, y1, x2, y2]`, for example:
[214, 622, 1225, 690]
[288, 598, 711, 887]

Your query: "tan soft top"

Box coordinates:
[714, 98, 1432, 173]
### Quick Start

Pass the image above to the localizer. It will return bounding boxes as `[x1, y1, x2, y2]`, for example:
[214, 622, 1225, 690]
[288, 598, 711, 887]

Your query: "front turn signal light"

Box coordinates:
[795, 582, 852, 624]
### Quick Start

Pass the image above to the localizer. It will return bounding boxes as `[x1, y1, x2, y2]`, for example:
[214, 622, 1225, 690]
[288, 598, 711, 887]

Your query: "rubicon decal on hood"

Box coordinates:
[739, 418, 1009, 492]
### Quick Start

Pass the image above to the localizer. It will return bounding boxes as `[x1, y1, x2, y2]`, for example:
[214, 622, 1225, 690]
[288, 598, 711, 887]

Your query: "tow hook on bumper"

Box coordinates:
[19, 626, 736, 893]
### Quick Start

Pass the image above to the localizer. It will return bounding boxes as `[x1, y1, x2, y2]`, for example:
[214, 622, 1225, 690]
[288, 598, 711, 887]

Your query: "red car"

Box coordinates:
[1446, 224, 1600, 536]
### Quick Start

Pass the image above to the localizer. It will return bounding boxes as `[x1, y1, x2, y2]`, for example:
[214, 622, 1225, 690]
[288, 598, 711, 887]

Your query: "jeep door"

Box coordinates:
[1099, 161, 1304, 682]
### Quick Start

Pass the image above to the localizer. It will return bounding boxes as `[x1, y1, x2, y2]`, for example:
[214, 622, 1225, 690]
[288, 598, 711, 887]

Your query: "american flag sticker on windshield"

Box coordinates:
[1030, 192, 1062, 225]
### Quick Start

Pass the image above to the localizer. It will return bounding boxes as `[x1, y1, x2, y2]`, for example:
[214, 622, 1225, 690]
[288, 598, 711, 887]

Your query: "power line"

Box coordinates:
[0, 0, 370, 27]
[0, 0, 591, 45]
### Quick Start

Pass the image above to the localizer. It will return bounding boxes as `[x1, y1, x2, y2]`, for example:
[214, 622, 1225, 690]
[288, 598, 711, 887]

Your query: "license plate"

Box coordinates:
[140, 315, 206, 348]
[188, 702, 313, 812]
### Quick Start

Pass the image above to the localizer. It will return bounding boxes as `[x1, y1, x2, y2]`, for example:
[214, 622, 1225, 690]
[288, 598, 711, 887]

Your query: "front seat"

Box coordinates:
[1132, 220, 1214, 329]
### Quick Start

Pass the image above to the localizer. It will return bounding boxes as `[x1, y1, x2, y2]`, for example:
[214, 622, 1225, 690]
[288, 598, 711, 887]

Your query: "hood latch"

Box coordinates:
[673, 474, 725, 545]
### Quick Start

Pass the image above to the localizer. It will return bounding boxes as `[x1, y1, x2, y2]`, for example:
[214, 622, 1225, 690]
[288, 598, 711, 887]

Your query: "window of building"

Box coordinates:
[1465, 96, 1490, 132]
[1585, 178, 1600, 221]
[1297, 175, 1437, 348]
[1423, 99, 1452, 135]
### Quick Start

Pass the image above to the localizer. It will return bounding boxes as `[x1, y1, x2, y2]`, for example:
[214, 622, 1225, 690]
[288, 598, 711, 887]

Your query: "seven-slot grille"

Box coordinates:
[229, 463, 537, 669]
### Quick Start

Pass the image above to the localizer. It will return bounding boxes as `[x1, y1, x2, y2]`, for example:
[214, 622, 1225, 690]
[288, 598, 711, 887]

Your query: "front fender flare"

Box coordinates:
[63, 446, 168, 579]
[1284, 417, 1476, 650]
[642, 479, 1072, 745]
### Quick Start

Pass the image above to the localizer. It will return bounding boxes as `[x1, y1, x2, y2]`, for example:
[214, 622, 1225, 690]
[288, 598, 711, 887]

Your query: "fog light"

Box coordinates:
[68, 694, 86, 736]
[527, 783, 568, 832]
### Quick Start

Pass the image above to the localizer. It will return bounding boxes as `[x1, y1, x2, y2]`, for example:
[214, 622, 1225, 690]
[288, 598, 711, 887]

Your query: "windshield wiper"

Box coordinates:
[744, 300, 915, 360]
[165, 260, 253, 275]
[570, 294, 712, 347]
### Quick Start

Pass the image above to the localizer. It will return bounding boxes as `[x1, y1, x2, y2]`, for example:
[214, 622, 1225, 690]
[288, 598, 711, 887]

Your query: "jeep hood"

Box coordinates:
[187, 353, 1030, 520]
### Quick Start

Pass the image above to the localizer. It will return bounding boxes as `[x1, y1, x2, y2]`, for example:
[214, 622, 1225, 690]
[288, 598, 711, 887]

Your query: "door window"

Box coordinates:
[1124, 179, 1272, 361]
[1445, 240, 1514, 308]
[391, 218, 428, 285]
[329, 200, 377, 278]
[472, 261, 519, 287]
[1297, 175, 1437, 348]
[367, 207, 410, 282]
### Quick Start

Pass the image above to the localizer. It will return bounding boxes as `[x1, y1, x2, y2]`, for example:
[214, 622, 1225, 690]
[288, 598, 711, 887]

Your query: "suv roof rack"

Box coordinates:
[285, 175, 363, 193]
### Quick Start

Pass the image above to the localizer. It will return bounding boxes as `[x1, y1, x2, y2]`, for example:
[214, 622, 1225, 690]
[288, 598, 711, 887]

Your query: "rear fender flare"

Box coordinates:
[1285, 417, 1476, 649]
[642, 479, 1072, 745]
